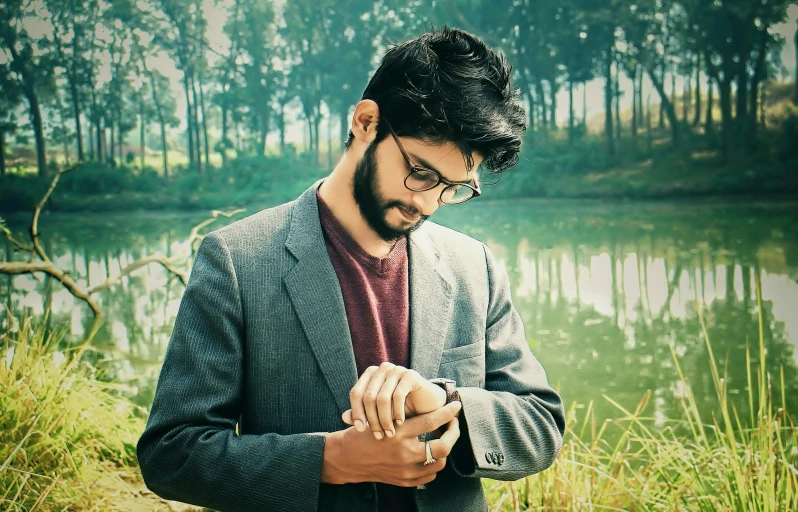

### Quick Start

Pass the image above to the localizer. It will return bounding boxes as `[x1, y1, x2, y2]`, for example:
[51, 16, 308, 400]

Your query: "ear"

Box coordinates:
[350, 100, 380, 146]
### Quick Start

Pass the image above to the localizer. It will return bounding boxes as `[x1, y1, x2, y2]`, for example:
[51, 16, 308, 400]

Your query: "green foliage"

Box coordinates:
[775, 104, 798, 163]
[59, 162, 135, 195]
[0, 173, 46, 212]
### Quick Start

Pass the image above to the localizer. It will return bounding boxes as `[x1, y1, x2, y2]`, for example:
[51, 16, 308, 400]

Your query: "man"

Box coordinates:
[137, 27, 565, 512]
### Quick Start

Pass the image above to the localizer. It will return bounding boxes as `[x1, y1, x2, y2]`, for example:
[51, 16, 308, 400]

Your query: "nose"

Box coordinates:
[411, 187, 443, 216]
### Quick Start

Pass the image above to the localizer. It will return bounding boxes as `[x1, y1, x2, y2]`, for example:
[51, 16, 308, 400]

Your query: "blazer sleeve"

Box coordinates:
[449, 243, 566, 481]
[136, 232, 326, 512]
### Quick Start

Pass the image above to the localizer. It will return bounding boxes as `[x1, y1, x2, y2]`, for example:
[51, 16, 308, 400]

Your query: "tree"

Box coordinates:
[0, 1, 57, 179]
[0, 65, 21, 176]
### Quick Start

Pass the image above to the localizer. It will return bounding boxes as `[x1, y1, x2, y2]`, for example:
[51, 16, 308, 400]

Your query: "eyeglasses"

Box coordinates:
[383, 120, 481, 205]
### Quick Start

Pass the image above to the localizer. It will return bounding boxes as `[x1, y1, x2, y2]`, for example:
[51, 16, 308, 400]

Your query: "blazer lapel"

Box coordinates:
[284, 183, 358, 414]
[408, 225, 455, 379]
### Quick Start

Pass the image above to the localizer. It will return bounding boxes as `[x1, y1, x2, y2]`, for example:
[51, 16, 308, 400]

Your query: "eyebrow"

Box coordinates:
[409, 153, 474, 185]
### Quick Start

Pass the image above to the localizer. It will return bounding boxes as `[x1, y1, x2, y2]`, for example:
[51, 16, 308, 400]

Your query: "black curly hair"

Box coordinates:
[345, 26, 527, 175]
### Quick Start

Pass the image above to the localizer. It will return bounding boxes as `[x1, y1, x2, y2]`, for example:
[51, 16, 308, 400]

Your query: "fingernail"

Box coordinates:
[386, 430, 394, 438]
[355, 420, 364, 431]
[396, 419, 403, 426]
[374, 432, 383, 440]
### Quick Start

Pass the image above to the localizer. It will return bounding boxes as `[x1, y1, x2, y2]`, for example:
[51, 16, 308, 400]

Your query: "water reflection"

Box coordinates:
[2, 200, 798, 433]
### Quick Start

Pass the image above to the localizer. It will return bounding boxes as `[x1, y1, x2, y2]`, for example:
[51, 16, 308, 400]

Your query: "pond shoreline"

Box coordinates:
[3, 189, 798, 220]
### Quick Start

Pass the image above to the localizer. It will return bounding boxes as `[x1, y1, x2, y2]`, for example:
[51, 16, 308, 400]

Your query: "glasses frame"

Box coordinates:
[383, 120, 481, 205]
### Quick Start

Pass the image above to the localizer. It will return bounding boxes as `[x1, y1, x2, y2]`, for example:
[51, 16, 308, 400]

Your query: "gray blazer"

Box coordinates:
[137, 182, 565, 512]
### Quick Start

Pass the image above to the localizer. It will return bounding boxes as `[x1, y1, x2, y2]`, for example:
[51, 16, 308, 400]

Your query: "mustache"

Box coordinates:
[384, 201, 427, 219]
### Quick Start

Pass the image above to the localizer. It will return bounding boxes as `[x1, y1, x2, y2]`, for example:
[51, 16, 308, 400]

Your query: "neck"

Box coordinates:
[318, 158, 397, 259]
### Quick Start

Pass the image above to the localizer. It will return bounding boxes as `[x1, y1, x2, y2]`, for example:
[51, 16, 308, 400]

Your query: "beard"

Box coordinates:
[352, 143, 429, 242]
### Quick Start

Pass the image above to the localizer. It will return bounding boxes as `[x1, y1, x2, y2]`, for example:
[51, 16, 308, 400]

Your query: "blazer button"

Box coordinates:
[362, 492, 374, 501]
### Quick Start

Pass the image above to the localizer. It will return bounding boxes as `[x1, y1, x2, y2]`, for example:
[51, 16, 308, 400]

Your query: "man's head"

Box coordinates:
[345, 27, 527, 242]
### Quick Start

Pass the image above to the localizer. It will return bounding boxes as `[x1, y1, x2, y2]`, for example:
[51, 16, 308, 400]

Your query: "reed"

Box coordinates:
[0, 312, 149, 511]
[484, 278, 798, 511]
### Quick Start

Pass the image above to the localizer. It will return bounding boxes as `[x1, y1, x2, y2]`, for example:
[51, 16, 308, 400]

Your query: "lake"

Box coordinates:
[3, 197, 798, 432]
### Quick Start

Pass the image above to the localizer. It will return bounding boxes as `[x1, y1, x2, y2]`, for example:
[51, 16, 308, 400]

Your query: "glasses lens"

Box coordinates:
[441, 184, 475, 204]
[406, 169, 439, 191]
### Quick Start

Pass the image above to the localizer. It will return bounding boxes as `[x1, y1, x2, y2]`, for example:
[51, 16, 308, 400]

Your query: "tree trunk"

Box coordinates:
[190, 74, 203, 174]
[117, 121, 123, 163]
[109, 125, 115, 165]
[568, 80, 575, 141]
[706, 76, 715, 134]
[683, 67, 690, 125]
[549, 81, 557, 131]
[339, 108, 348, 152]
[68, 76, 84, 161]
[637, 66, 644, 128]
[537, 79, 547, 136]
[646, 94, 652, 153]
[279, 102, 287, 153]
[0, 130, 5, 175]
[613, 59, 622, 141]
[735, 69, 748, 143]
[604, 49, 615, 157]
[670, 70, 677, 121]
[693, 53, 702, 127]
[198, 77, 210, 169]
[328, 112, 334, 169]
[139, 99, 146, 169]
[88, 119, 94, 160]
[632, 66, 638, 137]
[183, 76, 195, 168]
[659, 65, 666, 129]
[794, 22, 798, 105]
[748, 30, 768, 149]
[646, 68, 680, 146]
[23, 85, 48, 179]
[718, 77, 733, 161]
[221, 103, 228, 166]
[582, 82, 587, 131]
[96, 117, 103, 163]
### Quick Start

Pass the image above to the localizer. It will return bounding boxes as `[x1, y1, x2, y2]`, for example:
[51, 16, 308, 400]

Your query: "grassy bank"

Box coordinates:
[0, 315, 190, 511]
[484, 284, 798, 511]
[2, 283, 796, 510]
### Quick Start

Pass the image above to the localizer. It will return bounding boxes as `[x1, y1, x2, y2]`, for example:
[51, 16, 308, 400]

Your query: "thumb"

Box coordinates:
[342, 409, 354, 425]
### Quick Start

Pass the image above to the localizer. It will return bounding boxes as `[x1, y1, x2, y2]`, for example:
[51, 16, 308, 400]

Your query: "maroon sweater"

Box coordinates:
[317, 193, 417, 512]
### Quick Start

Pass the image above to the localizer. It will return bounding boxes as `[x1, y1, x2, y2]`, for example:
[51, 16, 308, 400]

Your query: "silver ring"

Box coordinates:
[423, 440, 436, 465]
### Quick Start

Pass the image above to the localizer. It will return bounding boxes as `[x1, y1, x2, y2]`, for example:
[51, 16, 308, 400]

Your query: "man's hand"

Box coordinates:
[342, 362, 447, 439]
[321, 401, 461, 486]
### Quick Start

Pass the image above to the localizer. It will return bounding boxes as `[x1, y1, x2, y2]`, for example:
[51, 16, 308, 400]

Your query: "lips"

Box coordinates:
[397, 206, 419, 222]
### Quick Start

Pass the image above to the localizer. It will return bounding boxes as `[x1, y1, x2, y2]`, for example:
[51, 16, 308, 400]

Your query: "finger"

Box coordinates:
[364, 367, 391, 439]
[392, 371, 421, 426]
[349, 366, 378, 432]
[402, 401, 462, 438]
[430, 417, 461, 459]
[377, 368, 404, 438]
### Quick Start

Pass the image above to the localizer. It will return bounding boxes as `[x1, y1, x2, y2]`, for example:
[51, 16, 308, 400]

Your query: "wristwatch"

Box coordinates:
[429, 378, 461, 405]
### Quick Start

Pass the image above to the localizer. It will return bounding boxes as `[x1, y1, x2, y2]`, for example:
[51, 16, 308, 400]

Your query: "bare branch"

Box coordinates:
[1, 159, 244, 317]
[1, 223, 34, 254]
[0, 260, 102, 317]
[30, 162, 85, 263]
[87, 253, 188, 294]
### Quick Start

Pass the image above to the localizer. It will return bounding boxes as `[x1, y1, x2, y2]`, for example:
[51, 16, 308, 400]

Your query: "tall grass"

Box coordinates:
[485, 279, 798, 511]
[0, 313, 152, 510]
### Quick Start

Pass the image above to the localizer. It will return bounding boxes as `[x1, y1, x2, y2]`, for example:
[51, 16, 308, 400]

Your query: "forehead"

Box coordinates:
[396, 137, 484, 182]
